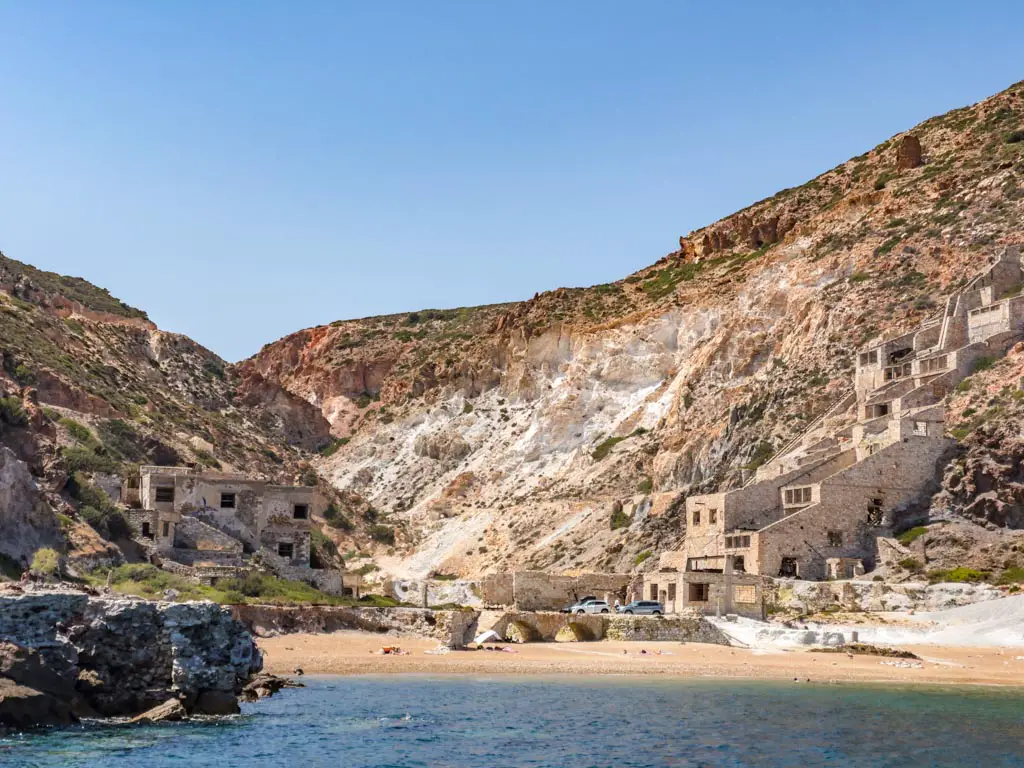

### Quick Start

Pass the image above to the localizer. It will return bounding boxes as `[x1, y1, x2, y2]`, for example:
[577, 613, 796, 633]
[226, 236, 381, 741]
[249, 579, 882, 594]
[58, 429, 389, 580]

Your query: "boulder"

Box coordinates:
[240, 672, 303, 702]
[129, 698, 187, 724]
[192, 690, 240, 716]
[0, 678, 75, 728]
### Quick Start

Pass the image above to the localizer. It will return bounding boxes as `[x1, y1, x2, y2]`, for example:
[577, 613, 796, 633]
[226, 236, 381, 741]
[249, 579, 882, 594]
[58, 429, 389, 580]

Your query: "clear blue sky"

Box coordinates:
[1, 2, 1021, 361]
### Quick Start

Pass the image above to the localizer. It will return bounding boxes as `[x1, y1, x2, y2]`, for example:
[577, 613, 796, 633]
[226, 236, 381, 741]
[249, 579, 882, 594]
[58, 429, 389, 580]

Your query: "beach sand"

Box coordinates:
[258, 630, 1024, 686]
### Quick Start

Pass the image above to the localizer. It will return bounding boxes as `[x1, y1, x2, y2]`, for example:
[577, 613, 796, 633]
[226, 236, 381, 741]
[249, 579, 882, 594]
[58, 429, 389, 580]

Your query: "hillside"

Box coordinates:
[248, 79, 1024, 580]
[3, 80, 1024, 585]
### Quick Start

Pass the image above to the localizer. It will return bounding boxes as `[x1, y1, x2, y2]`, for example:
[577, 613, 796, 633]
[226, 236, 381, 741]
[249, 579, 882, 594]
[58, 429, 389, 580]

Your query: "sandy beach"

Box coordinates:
[258, 630, 1024, 687]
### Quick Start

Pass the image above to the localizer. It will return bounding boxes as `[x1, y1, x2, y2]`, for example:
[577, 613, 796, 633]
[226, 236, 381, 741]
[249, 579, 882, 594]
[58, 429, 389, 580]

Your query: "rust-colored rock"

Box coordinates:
[896, 135, 923, 170]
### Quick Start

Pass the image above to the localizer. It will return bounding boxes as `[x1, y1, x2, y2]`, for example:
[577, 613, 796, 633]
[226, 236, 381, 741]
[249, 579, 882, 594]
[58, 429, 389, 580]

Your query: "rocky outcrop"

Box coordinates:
[0, 592, 262, 724]
[896, 134, 923, 170]
[0, 446, 62, 566]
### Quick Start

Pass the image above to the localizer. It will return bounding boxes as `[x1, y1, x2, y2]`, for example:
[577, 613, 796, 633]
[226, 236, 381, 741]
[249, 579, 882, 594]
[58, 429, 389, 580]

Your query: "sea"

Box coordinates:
[2, 675, 1022, 767]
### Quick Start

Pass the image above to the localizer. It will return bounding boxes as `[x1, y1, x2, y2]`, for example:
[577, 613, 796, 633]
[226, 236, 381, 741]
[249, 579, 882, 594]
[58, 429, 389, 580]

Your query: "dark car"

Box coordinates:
[615, 600, 664, 615]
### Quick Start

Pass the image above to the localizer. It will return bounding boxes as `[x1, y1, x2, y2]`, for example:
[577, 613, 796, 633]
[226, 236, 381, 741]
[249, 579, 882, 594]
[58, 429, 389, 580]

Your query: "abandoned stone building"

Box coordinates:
[123, 465, 356, 594]
[642, 551, 765, 619]
[663, 245, 1024, 583]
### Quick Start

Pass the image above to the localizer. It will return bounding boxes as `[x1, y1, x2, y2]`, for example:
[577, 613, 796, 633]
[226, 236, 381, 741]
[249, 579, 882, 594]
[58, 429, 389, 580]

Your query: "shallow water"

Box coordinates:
[3, 675, 1023, 767]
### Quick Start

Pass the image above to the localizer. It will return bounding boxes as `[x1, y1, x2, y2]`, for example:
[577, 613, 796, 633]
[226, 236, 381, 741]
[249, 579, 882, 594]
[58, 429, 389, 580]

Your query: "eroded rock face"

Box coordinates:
[0, 593, 262, 719]
[896, 135, 923, 170]
[0, 446, 62, 565]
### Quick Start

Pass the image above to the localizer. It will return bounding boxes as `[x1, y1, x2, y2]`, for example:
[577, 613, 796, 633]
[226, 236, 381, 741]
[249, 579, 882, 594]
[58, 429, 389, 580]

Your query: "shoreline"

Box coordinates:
[257, 630, 1024, 688]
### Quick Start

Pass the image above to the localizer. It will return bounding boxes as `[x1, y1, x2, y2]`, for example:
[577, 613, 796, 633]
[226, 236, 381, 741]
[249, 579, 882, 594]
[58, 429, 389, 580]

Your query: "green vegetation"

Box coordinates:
[897, 526, 928, 545]
[971, 356, 996, 374]
[192, 448, 221, 469]
[636, 477, 653, 494]
[1005, 129, 1024, 144]
[369, 524, 396, 545]
[0, 396, 27, 427]
[741, 441, 774, 472]
[898, 558, 924, 573]
[592, 428, 648, 461]
[319, 437, 350, 457]
[0, 253, 148, 319]
[849, 271, 871, 284]
[462, 401, 474, 414]
[876, 236, 902, 256]
[60, 417, 96, 445]
[873, 170, 896, 190]
[609, 506, 630, 531]
[927, 567, 986, 584]
[996, 567, 1024, 585]
[634, 550, 653, 566]
[62, 445, 119, 474]
[310, 527, 339, 566]
[323, 502, 354, 531]
[29, 548, 60, 579]
[68, 471, 131, 539]
[96, 419, 147, 462]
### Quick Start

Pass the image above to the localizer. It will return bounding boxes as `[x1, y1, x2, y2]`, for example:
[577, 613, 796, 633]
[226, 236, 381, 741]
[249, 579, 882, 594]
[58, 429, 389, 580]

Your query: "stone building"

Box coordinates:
[126, 466, 323, 581]
[676, 245, 1024, 581]
[643, 554, 765, 620]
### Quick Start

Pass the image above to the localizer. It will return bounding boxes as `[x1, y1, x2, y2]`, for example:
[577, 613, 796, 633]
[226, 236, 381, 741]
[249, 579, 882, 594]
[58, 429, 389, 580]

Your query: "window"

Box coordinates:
[277, 542, 294, 558]
[858, 350, 879, 366]
[162, 522, 170, 537]
[692, 510, 700, 525]
[141, 522, 153, 540]
[914, 420, 928, 436]
[784, 487, 812, 506]
[921, 355, 947, 374]
[688, 582, 710, 602]
[667, 583, 676, 602]
[867, 498, 884, 526]
[127, 476, 140, 489]
[733, 585, 756, 604]
[220, 492, 236, 509]
[779, 558, 798, 577]
[293, 504, 309, 520]
[733, 556, 745, 573]
[709, 509, 717, 525]
[649, 583, 659, 601]
[155, 486, 174, 504]
[827, 530, 843, 547]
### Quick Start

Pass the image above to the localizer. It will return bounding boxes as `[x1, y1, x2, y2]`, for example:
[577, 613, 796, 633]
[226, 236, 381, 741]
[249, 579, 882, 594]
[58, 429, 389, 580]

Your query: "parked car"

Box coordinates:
[560, 596, 597, 613]
[615, 600, 664, 615]
[570, 599, 611, 615]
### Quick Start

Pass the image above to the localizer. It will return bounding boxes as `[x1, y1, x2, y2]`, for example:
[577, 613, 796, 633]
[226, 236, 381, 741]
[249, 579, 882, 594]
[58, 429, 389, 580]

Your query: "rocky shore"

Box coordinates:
[0, 589, 267, 729]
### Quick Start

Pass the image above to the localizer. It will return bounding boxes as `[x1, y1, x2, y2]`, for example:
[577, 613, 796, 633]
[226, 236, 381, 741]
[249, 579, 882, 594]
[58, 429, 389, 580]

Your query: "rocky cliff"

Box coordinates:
[0, 589, 261, 725]
[248, 80, 1024, 579]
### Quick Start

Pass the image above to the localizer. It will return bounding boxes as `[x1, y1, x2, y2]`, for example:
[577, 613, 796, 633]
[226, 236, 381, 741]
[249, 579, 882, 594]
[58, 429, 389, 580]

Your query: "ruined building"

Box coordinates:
[655, 245, 1024, 592]
[123, 466, 355, 594]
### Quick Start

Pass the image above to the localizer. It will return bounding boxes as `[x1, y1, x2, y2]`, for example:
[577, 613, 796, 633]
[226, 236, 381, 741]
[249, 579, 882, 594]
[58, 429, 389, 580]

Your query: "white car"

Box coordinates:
[570, 599, 611, 615]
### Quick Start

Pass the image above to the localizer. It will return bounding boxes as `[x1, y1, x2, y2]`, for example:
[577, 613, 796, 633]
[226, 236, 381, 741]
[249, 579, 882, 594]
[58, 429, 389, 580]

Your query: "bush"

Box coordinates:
[319, 437, 350, 457]
[0, 553, 23, 580]
[634, 550, 653, 566]
[310, 527, 339, 567]
[971, 356, 996, 374]
[323, 502, 354, 531]
[898, 558, 924, 573]
[62, 446, 119, 474]
[996, 567, 1024, 585]
[369, 525, 396, 545]
[97, 419, 146, 461]
[610, 506, 630, 531]
[0, 397, 28, 427]
[80, 505, 132, 540]
[192, 448, 221, 469]
[741, 441, 774, 471]
[897, 526, 928, 545]
[636, 477, 653, 494]
[60, 417, 96, 445]
[1005, 129, 1024, 144]
[30, 548, 60, 579]
[927, 567, 986, 584]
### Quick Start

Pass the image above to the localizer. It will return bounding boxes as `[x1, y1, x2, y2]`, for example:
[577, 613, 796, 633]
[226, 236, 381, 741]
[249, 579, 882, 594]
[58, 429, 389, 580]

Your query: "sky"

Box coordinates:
[1, 2, 1022, 361]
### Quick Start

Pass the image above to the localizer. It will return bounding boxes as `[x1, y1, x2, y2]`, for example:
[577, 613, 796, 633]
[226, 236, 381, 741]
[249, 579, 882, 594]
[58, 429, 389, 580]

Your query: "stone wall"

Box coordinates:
[175, 516, 244, 553]
[0, 592, 260, 716]
[389, 578, 484, 608]
[230, 604, 477, 648]
[483, 611, 730, 645]
[479, 572, 514, 605]
[771, 579, 1003, 614]
[511, 571, 630, 611]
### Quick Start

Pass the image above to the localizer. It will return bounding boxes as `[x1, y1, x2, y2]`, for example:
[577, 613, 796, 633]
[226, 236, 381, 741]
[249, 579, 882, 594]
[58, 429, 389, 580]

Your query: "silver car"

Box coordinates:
[570, 599, 611, 615]
[615, 600, 664, 615]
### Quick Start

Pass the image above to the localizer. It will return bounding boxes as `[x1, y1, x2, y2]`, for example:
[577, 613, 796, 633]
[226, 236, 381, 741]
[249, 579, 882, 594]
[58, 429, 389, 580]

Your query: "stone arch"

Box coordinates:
[505, 620, 539, 644]
[555, 622, 597, 643]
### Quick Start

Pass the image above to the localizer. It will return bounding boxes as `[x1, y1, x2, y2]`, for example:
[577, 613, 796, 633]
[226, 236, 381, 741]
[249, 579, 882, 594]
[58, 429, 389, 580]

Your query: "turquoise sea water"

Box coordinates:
[2, 675, 1023, 767]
